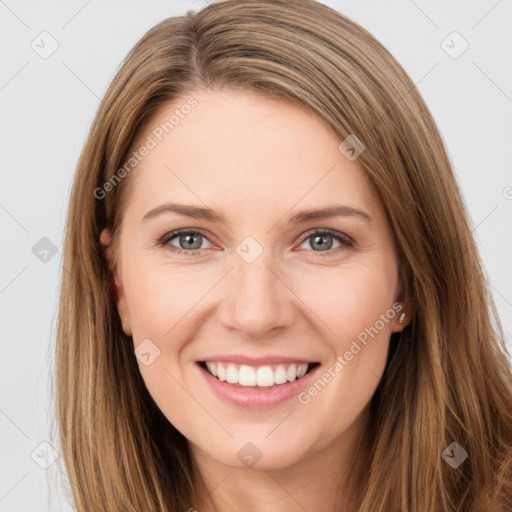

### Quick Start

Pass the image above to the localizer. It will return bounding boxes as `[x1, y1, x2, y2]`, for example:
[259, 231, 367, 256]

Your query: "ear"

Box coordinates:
[390, 267, 413, 333]
[390, 301, 411, 333]
[99, 228, 132, 336]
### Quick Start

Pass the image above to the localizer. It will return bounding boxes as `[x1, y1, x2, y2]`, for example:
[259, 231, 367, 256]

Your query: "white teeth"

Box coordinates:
[287, 364, 297, 382]
[226, 364, 238, 384]
[203, 361, 311, 387]
[274, 364, 288, 384]
[256, 366, 274, 387]
[216, 363, 226, 381]
[297, 364, 307, 378]
[206, 362, 217, 377]
[239, 365, 256, 386]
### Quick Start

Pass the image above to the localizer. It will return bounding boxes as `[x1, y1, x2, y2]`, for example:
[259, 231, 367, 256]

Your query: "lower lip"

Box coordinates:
[196, 362, 320, 408]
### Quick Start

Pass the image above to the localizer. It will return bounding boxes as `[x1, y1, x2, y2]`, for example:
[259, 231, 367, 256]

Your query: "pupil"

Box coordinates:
[312, 234, 332, 251]
[181, 233, 201, 250]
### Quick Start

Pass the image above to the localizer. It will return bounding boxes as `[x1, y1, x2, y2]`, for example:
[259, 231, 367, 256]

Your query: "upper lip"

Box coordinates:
[198, 355, 318, 366]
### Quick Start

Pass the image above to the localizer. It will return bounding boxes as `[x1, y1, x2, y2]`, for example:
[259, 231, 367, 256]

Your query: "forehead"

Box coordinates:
[121, 88, 379, 224]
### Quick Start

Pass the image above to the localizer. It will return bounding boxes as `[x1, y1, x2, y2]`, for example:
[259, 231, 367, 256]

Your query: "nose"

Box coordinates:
[218, 251, 296, 339]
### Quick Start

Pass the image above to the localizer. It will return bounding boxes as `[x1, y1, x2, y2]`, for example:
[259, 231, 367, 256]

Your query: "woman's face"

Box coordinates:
[101, 88, 405, 471]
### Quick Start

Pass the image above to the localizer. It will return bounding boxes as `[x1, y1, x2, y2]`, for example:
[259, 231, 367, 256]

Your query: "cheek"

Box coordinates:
[295, 260, 398, 342]
[123, 260, 219, 403]
[122, 260, 207, 417]
[124, 259, 213, 341]
[291, 261, 397, 414]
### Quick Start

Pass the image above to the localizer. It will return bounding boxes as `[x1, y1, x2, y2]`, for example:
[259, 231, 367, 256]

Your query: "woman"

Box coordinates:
[56, 0, 512, 510]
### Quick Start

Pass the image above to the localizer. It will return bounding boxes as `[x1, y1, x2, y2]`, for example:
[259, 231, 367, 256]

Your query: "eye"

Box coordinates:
[297, 229, 354, 255]
[158, 229, 213, 255]
[158, 228, 354, 256]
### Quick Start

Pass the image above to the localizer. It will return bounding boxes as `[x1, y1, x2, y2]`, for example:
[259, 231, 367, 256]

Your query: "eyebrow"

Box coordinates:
[142, 202, 372, 225]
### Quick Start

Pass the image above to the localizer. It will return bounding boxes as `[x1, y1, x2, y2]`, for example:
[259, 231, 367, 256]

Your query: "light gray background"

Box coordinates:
[1, 0, 511, 510]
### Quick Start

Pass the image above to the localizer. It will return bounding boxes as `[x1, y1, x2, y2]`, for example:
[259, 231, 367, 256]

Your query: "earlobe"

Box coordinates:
[390, 303, 409, 333]
[391, 268, 412, 332]
[99, 228, 133, 336]
[391, 296, 413, 332]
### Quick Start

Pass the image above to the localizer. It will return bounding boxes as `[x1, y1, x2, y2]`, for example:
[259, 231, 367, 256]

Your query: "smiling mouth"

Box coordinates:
[198, 361, 321, 389]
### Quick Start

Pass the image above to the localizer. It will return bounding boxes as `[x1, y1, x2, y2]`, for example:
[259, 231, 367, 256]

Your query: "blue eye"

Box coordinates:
[159, 229, 212, 255]
[298, 229, 354, 254]
[158, 228, 354, 256]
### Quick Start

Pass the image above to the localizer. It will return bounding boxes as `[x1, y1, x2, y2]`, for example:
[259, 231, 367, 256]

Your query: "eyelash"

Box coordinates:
[157, 228, 354, 257]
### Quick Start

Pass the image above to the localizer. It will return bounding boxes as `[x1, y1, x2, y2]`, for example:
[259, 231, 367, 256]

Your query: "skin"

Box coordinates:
[100, 88, 408, 512]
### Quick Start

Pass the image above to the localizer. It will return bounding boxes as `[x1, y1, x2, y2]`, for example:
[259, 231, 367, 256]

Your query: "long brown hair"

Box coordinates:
[56, 0, 512, 510]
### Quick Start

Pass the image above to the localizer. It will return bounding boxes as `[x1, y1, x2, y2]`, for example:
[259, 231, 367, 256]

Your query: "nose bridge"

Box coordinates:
[220, 242, 295, 337]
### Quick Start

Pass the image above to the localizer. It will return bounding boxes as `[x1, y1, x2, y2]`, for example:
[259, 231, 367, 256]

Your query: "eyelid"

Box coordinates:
[299, 227, 353, 245]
